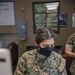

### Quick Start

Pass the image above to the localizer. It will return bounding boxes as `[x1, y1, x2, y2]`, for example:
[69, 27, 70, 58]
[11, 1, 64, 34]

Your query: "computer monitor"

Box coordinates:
[0, 48, 13, 75]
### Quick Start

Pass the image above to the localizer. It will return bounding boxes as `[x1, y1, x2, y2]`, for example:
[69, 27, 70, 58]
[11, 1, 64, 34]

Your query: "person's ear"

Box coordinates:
[39, 42, 44, 48]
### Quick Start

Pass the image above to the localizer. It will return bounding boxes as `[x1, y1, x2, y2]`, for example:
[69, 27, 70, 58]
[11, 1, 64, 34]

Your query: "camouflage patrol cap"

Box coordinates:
[35, 27, 55, 45]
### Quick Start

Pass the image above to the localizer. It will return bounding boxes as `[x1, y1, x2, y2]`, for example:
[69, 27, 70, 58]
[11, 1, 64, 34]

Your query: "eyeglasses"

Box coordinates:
[43, 43, 55, 48]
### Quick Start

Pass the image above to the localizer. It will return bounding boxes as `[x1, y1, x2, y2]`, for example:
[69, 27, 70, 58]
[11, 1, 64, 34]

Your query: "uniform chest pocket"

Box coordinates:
[42, 59, 58, 74]
[26, 63, 40, 75]
[47, 59, 58, 68]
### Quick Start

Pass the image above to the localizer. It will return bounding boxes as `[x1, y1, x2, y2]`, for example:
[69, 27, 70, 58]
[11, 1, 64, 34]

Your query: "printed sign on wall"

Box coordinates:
[0, 2, 15, 26]
[59, 14, 67, 27]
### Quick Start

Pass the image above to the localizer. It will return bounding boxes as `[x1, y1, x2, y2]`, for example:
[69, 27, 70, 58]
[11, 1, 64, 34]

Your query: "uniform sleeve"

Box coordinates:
[57, 56, 67, 75]
[14, 56, 27, 75]
[65, 34, 74, 50]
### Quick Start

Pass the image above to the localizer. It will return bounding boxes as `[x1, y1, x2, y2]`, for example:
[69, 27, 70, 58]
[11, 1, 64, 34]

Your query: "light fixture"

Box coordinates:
[47, 7, 57, 10]
[45, 2, 59, 10]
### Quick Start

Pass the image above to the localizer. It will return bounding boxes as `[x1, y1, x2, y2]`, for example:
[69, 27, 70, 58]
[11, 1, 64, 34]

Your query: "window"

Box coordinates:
[32, 1, 60, 33]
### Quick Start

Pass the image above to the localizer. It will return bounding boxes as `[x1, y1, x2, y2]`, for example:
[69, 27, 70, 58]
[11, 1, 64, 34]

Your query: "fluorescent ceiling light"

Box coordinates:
[45, 2, 59, 6]
[46, 5, 59, 8]
[45, 2, 59, 10]
[47, 7, 57, 10]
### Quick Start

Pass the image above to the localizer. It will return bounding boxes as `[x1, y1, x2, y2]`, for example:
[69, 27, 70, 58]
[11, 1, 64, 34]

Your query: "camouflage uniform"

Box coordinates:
[65, 33, 75, 75]
[14, 49, 67, 75]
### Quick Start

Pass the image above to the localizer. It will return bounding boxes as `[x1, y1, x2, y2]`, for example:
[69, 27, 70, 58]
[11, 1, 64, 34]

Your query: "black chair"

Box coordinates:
[7, 42, 18, 72]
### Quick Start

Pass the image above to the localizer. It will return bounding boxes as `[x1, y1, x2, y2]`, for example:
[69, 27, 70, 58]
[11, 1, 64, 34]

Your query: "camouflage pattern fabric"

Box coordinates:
[14, 49, 67, 75]
[65, 33, 75, 74]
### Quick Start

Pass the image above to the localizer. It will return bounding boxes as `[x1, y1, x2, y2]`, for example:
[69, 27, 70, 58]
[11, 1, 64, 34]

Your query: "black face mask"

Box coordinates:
[38, 46, 54, 57]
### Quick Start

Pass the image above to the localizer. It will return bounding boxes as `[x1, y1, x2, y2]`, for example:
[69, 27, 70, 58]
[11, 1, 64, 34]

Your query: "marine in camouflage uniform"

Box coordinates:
[14, 27, 67, 75]
[65, 33, 75, 75]
[14, 49, 67, 75]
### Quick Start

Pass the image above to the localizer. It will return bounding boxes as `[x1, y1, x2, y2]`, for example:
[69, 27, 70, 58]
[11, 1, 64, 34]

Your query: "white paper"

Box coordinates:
[0, 2, 15, 26]
[72, 13, 75, 27]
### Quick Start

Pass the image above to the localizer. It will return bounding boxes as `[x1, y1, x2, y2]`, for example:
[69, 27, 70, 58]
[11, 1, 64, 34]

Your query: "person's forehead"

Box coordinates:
[42, 38, 54, 44]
